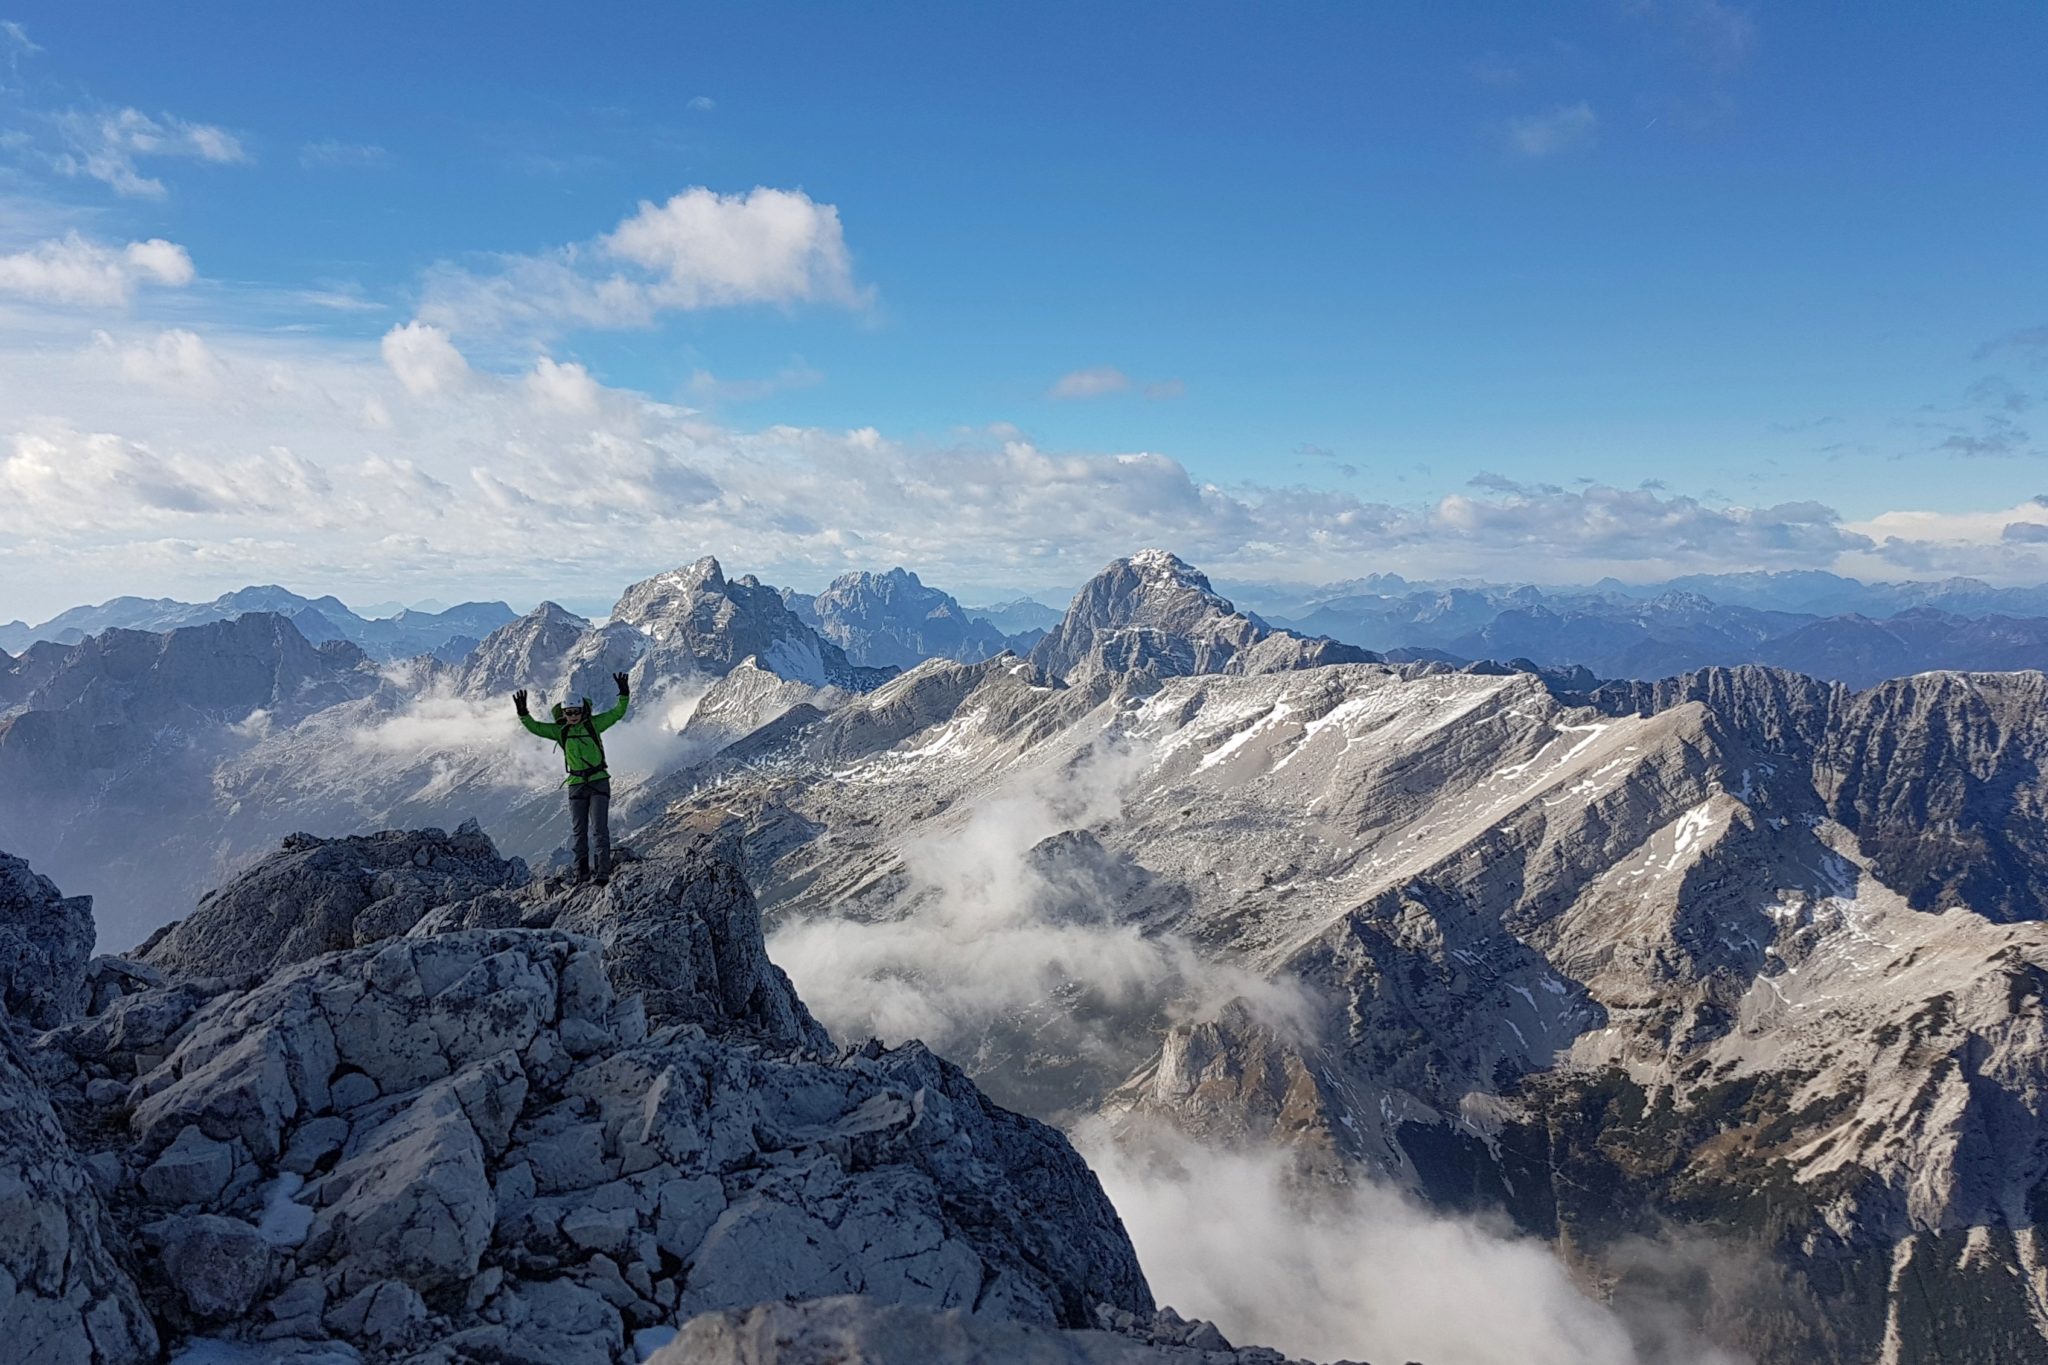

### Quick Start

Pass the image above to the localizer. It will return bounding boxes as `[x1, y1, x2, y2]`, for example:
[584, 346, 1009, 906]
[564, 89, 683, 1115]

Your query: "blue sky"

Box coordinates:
[1, 2, 2045, 618]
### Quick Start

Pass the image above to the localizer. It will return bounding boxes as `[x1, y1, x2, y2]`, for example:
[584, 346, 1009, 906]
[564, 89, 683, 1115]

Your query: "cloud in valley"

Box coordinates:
[1082, 1126, 1741, 1365]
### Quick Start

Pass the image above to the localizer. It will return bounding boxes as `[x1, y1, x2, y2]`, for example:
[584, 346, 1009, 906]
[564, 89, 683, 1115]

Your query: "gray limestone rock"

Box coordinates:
[0, 850, 95, 1029]
[650, 1297, 1339, 1364]
[150, 1212, 274, 1320]
[137, 822, 528, 981]
[0, 1017, 158, 1363]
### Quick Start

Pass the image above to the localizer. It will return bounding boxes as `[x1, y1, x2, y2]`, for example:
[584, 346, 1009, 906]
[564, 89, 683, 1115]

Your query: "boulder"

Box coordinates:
[0, 850, 94, 1028]
[150, 1212, 274, 1320]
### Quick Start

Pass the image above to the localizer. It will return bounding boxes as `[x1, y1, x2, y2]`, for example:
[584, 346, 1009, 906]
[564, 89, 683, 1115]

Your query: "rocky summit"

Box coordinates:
[0, 830, 1362, 1365]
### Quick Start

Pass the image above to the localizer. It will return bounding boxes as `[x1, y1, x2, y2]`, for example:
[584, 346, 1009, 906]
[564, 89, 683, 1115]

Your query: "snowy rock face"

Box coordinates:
[651, 1296, 1343, 1365]
[1030, 551, 1375, 684]
[455, 559, 896, 708]
[791, 568, 1014, 671]
[18, 838, 1156, 1363]
[136, 822, 529, 981]
[640, 654, 2048, 1364]
[454, 601, 595, 699]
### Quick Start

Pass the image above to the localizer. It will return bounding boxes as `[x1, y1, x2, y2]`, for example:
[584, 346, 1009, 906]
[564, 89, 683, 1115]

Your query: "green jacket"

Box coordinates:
[521, 694, 629, 785]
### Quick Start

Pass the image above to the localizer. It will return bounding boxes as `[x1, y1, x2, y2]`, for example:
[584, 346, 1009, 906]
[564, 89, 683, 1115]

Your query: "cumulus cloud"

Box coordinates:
[1082, 1127, 1737, 1365]
[1503, 102, 1599, 157]
[524, 356, 601, 414]
[0, 232, 194, 306]
[419, 186, 867, 338]
[49, 105, 247, 197]
[99, 327, 226, 393]
[0, 424, 330, 528]
[380, 321, 471, 397]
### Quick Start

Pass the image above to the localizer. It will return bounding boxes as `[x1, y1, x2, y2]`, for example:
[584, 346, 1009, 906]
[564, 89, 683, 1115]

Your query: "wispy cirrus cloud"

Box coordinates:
[1500, 102, 1598, 157]
[47, 105, 247, 198]
[299, 139, 388, 170]
[1049, 366, 1184, 401]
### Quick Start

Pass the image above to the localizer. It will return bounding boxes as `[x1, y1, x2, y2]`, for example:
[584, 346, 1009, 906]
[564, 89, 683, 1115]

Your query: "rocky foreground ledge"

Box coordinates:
[0, 833, 1356, 1365]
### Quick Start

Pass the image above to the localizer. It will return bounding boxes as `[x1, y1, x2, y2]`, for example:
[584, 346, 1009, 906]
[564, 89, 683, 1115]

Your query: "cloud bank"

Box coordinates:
[0, 306, 2037, 620]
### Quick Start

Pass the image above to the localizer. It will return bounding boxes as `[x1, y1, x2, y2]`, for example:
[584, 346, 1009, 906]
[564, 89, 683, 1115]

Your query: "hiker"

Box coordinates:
[514, 671, 631, 884]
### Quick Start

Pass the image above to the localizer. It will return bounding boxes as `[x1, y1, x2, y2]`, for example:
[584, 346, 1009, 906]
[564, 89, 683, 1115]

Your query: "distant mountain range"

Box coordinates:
[17, 567, 2048, 689]
[0, 585, 515, 662]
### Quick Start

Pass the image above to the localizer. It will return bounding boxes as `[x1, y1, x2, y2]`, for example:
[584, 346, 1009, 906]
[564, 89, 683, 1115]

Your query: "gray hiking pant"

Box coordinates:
[568, 778, 612, 876]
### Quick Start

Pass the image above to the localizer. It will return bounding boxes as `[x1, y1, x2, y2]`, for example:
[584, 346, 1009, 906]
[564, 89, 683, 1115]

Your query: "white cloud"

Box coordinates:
[0, 314, 2040, 619]
[687, 95, 716, 112]
[49, 106, 247, 197]
[0, 233, 194, 306]
[1049, 367, 1183, 401]
[0, 424, 331, 529]
[1050, 366, 1131, 399]
[1503, 102, 1599, 157]
[380, 321, 471, 397]
[524, 356, 600, 414]
[418, 186, 867, 338]
[1084, 1127, 1737, 1365]
[100, 327, 226, 393]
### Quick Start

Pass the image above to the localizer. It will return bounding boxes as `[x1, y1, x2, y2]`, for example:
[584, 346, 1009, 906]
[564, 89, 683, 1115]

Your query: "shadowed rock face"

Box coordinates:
[15, 837, 1159, 1363]
[790, 569, 1013, 671]
[135, 821, 529, 981]
[0, 850, 96, 1029]
[1815, 670, 2048, 921]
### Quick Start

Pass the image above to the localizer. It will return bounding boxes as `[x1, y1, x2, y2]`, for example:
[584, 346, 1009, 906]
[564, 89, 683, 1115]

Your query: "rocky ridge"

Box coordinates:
[0, 832, 1296, 1365]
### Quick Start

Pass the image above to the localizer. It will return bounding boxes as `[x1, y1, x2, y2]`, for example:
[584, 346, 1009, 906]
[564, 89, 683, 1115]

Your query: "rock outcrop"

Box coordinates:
[0, 1013, 159, 1364]
[650, 1297, 1348, 1365]
[20, 835, 1158, 1363]
[137, 822, 529, 980]
[0, 850, 96, 1029]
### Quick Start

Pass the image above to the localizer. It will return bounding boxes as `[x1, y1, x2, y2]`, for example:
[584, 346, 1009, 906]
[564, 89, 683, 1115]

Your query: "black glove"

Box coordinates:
[513, 689, 529, 716]
[613, 671, 631, 697]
